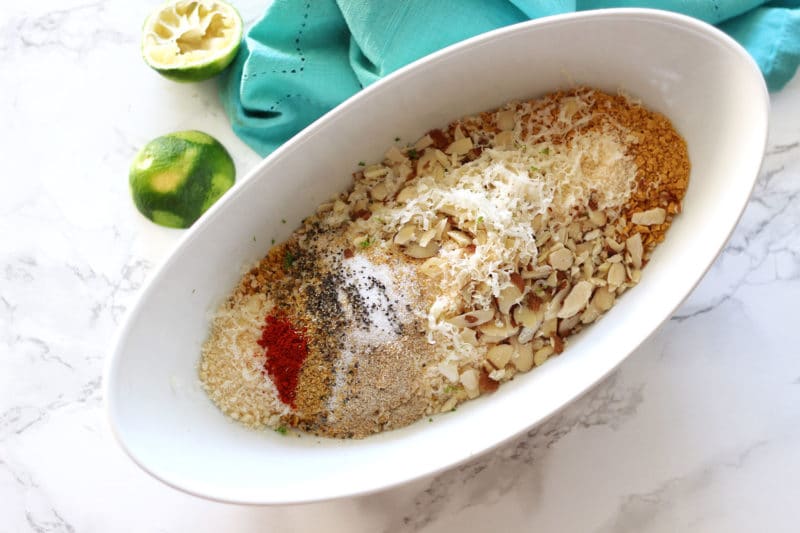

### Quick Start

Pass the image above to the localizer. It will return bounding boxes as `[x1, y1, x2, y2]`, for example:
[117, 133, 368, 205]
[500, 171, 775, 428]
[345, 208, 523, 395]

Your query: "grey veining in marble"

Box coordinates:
[2, 1, 800, 531]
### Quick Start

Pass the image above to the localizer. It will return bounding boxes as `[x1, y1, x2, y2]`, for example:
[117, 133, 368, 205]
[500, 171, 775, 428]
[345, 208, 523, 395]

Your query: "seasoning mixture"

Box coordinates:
[200, 87, 690, 439]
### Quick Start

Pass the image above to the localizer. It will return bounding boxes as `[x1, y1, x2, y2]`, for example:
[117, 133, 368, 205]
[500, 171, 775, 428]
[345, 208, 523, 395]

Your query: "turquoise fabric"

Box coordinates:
[220, 0, 800, 156]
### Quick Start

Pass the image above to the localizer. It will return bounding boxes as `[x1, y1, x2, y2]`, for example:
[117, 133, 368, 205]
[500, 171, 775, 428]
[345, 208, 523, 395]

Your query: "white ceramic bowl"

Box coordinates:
[106, 8, 768, 504]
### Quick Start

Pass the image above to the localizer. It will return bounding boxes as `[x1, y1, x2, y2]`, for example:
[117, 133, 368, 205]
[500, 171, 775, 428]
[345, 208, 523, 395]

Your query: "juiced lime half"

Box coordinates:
[130, 130, 235, 228]
[142, 0, 242, 82]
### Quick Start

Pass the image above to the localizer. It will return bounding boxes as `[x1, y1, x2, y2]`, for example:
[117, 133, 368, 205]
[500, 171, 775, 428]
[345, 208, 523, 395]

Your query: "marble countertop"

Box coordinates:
[3, 1, 800, 531]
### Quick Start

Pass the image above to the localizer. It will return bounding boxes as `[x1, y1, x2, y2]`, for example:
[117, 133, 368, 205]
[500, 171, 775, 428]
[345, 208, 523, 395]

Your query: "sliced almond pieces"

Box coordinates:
[486, 344, 513, 369]
[607, 262, 627, 290]
[591, 286, 615, 312]
[446, 137, 473, 156]
[496, 109, 516, 130]
[631, 207, 666, 226]
[478, 320, 519, 343]
[626, 233, 643, 269]
[394, 223, 416, 245]
[557, 281, 594, 319]
[459, 369, 480, 399]
[497, 284, 523, 315]
[447, 308, 494, 328]
[404, 241, 439, 259]
[511, 341, 534, 372]
[548, 247, 574, 271]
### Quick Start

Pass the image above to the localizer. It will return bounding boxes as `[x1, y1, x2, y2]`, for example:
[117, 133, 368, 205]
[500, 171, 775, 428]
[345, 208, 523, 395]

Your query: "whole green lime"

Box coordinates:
[141, 0, 243, 82]
[129, 130, 235, 228]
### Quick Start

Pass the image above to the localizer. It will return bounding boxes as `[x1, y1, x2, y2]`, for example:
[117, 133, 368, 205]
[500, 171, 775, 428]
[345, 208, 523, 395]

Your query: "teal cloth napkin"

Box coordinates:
[220, 0, 800, 156]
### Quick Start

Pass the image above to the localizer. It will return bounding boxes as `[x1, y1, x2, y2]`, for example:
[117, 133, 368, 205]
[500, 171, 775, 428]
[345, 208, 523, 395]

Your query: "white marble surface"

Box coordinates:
[2, 1, 800, 531]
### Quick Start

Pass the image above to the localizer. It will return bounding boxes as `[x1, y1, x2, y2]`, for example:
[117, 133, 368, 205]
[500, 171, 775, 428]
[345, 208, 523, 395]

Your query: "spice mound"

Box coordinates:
[200, 88, 690, 439]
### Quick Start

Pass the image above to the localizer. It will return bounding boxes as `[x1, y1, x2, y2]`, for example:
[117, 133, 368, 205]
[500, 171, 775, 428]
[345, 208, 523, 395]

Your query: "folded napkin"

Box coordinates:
[220, 0, 800, 156]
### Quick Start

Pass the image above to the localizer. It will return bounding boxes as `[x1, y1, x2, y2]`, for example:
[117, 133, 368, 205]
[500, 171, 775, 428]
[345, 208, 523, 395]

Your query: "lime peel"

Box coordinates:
[129, 130, 235, 229]
[142, 0, 243, 82]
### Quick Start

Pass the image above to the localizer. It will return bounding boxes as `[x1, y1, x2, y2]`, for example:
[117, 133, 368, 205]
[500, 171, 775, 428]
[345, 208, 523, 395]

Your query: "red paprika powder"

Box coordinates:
[257, 314, 308, 408]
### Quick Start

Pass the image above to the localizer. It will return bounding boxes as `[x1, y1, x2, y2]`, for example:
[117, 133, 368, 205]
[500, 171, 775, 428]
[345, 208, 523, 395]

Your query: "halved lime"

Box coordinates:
[142, 0, 243, 82]
[130, 130, 235, 228]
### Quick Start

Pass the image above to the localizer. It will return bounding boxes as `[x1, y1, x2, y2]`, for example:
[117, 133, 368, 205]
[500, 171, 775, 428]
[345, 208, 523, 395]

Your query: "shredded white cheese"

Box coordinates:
[325, 92, 638, 364]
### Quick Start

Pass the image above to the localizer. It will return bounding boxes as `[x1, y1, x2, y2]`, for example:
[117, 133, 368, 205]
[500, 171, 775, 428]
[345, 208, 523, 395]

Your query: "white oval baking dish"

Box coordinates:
[106, 8, 768, 504]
